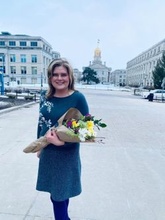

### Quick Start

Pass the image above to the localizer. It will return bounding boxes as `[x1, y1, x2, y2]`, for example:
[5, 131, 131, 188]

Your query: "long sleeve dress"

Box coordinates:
[36, 90, 89, 201]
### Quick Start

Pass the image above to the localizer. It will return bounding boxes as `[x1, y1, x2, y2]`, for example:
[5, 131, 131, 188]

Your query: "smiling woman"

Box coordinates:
[35, 58, 89, 220]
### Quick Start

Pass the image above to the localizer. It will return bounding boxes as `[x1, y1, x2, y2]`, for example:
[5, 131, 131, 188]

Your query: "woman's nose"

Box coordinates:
[57, 74, 62, 79]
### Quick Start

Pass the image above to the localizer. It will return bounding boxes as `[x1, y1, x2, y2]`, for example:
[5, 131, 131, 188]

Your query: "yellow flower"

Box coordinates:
[87, 121, 94, 129]
[72, 120, 79, 128]
[89, 127, 95, 134]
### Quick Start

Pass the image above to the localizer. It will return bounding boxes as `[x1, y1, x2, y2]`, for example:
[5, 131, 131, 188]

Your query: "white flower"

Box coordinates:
[79, 128, 88, 141]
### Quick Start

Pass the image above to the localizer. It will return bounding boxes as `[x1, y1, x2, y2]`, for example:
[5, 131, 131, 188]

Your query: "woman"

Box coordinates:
[36, 58, 89, 220]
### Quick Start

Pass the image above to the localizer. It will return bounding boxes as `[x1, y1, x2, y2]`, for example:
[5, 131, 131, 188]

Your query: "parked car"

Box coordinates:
[142, 89, 165, 100]
[142, 90, 151, 98]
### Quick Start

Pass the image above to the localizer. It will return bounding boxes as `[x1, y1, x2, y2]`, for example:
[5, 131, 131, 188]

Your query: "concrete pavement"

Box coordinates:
[0, 89, 165, 220]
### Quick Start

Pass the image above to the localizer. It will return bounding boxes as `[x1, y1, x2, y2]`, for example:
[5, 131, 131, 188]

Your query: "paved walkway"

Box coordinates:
[0, 89, 165, 220]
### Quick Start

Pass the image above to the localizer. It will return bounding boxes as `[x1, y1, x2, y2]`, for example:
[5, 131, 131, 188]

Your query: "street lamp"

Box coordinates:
[0, 53, 5, 95]
[143, 72, 147, 87]
[41, 72, 43, 92]
[161, 77, 165, 102]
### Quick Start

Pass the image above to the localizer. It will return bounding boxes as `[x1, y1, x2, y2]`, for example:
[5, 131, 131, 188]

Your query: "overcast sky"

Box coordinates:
[1, 0, 165, 71]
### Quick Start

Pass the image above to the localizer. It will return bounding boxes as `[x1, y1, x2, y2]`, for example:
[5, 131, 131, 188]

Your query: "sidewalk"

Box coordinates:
[0, 89, 165, 220]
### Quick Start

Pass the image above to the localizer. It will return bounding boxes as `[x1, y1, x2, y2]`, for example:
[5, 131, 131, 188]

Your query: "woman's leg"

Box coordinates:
[50, 196, 70, 220]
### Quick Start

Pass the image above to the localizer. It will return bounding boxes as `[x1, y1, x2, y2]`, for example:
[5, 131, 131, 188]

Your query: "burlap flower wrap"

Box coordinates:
[23, 108, 83, 153]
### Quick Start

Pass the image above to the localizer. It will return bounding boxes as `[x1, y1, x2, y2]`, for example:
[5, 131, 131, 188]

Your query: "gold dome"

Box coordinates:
[94, 47, 101, 57]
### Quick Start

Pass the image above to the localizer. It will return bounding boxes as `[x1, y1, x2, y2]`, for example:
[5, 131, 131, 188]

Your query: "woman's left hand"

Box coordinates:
[45, 129, 65, 146]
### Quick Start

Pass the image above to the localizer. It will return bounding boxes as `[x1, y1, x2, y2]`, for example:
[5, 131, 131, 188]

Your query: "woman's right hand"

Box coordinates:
[45, 129, 65, 146]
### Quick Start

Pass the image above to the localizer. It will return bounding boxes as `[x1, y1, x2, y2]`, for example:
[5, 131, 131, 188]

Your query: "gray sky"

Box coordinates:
[1, 0, 165, 71]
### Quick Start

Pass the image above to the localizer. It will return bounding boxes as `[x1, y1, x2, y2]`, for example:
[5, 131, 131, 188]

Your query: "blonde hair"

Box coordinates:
[46, 58, 75, 98]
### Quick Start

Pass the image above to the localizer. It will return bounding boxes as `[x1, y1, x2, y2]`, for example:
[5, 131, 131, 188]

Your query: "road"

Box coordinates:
[0, 89, 165, 220]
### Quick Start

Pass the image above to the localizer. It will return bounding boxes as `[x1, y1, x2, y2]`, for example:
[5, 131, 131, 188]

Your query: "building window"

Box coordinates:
[20, 54, 26, 63]
[20, 41, 27, 46]
[158, 46, 160, 53]
[10, 66, 16, 74]
[31, 41, 38, 46]
[43, 56, 46, 64]
[54, 54, 60, 59]
[0, 41, 5, 46]
[0, 66, 5, 73]
[31, 55, 37, 63]
[0, 54, 5, 62]
[21, 77, 26, 84]
[9, 41, 16, 46]
[21, 66, 27, 74]
[10, 54, 16, 62]
[32, 67, 37, 75]
[31, 77, 37, 84]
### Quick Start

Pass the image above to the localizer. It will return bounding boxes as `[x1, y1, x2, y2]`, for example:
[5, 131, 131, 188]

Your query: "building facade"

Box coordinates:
[126, 39, 165, 87]
[84, 42, 111, 84]
[73, 68, 82, 83]
[0, 32, 60, 85]
[110, 69, 126, 86]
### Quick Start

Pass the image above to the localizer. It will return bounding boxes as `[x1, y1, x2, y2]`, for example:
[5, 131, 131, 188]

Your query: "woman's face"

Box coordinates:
[51, 66, 70, 91]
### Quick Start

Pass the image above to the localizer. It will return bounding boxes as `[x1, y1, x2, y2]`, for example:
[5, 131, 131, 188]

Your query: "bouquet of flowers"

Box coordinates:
[23, 108, 107, 153]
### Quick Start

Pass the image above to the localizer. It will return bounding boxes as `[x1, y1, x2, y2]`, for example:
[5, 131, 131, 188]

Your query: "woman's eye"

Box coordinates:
[52, 73, 68, 77]
[61, 74, 68, 77]
[52, 73, 58, 77]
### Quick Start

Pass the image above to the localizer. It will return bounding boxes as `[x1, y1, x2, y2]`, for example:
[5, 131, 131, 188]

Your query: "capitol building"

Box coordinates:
[83, 42, 112, 84]
[83, 42, 127, 86]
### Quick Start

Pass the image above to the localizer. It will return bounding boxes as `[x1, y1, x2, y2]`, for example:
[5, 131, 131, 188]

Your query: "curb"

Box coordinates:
[0, 101, 39, 115]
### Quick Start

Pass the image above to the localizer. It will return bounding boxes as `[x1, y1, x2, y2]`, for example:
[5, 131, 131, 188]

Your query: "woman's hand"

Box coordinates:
[37, 151, 41, 158]
[45, 129, 65, 146]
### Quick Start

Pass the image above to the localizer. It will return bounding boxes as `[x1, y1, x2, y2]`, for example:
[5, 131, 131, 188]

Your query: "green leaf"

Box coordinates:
[99, 123, 107, 128]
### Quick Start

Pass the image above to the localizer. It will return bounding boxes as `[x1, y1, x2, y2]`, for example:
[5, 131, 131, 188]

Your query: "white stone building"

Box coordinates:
[111, 69, 126, 86]
[73, 68, 82, 83]
[0, 32, 60, 85]
[83, 42, 111, 84]
[126, 39, 165, 87]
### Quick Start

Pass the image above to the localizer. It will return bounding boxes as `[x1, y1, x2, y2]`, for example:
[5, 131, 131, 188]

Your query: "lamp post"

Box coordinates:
[161, 77, 165, 102]
[0, 53, 5, 95]
[143, 72, 147, 88]
[41, 72, 43, 92]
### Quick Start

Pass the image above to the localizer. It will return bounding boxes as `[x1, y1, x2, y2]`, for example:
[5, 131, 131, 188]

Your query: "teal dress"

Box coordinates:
[36, 91, 89, 201]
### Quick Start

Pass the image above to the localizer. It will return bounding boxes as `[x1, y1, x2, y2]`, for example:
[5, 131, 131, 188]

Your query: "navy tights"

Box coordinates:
[50, 196, 70, 220]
